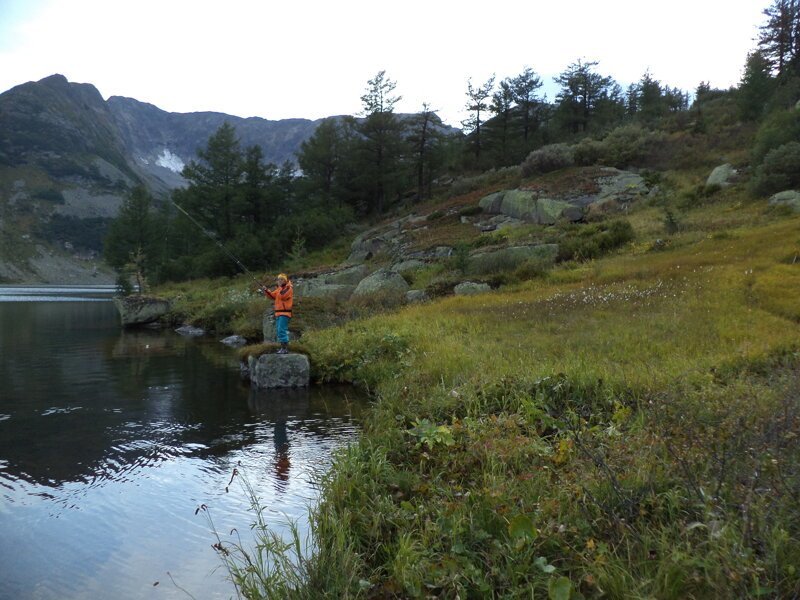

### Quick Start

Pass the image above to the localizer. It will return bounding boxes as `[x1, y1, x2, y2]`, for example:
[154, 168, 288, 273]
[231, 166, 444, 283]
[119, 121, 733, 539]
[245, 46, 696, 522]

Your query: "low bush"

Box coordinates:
[557, 219, 635, 262]
[752, 107, 800, 163]
[573, 137, 605, 166]
[458, 205, 483, 217]
[513, 257, 552, 281]
[521, 143, 574, 177]
[751, 141, 800, 197]
[601, 124, 665, 168]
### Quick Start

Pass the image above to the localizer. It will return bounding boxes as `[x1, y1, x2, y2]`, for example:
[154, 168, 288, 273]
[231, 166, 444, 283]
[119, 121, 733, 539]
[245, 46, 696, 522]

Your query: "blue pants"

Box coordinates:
[276, 315, 290, 343]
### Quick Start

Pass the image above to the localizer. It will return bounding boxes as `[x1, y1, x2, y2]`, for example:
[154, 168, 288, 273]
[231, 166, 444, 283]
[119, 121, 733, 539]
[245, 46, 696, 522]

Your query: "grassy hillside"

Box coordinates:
[157, 156, 800, 596]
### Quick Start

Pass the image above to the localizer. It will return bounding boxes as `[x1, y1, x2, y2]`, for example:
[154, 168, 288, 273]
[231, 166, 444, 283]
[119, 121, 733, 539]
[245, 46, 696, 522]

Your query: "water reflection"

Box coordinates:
[0, 297, 366, 599]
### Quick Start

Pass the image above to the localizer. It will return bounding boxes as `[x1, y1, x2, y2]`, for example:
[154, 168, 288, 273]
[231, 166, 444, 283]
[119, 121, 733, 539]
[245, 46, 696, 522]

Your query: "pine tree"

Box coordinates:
[354, 71, 406, 215]
[509, 67, 543, 148]
[180, 122, 243, 241]
[554, 59, 615, 133]
[408, 103, 443, 202]
[462, 75, 496, 164]
[758, 0, 800, 77]
[297, 118, 342, 207]
[738, 50, 777, 120]
[487, 79, 515, 165]
[104, 185, 159, 276]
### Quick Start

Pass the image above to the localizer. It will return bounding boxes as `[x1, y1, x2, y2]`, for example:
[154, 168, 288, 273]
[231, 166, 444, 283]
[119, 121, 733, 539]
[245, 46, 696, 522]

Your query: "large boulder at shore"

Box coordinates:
[113, 295, 170, 327]
[706, 164, 738, 188]
[175, 325, 205, 337]
[221, 335, 247, 348]
[470, 244, 559, 274]
[252, 353, 310, 388]
[769, 190, 800, 212]
[352, 269, 410, 297]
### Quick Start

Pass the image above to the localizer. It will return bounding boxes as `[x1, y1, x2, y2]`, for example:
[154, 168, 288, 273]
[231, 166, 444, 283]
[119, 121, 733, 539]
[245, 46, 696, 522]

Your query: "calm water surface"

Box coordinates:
[0, 288, 366, 599]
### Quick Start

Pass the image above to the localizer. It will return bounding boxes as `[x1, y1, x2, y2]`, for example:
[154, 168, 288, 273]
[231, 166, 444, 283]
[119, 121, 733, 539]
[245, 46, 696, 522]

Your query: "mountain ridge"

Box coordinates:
[0, 74, 344, 282]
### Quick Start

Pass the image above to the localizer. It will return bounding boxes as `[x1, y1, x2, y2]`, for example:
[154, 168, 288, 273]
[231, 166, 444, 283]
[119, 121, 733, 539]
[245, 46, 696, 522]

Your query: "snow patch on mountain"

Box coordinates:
[155, 149, 185, 173]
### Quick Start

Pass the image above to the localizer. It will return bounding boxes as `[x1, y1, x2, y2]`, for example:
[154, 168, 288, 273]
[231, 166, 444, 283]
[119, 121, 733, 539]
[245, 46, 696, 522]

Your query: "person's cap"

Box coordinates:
[277, 273, 288, 280]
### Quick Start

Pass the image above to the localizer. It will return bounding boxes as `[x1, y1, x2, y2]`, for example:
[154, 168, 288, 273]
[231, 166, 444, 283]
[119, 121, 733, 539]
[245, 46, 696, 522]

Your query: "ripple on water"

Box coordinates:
[40, 406, 83, 416]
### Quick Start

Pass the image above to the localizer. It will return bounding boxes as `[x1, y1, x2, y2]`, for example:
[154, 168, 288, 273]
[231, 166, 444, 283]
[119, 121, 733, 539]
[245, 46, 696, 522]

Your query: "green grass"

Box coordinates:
[156, 182, 800, 598]
[261, 211, 800, 599]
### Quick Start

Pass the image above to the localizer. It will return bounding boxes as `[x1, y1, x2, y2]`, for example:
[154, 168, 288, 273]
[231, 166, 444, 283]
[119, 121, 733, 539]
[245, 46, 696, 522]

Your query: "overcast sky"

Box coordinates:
[0, 0, 768, 127]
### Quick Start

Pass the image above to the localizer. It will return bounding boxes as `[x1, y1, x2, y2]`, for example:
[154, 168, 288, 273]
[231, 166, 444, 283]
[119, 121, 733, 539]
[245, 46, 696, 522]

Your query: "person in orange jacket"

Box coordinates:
[260, 273, 293, 354]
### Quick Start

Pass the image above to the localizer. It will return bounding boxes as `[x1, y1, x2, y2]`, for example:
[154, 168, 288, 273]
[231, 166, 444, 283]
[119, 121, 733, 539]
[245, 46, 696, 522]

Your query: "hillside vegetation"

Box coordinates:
[133, 4, 800, 596]
[162, 127, 800, 598]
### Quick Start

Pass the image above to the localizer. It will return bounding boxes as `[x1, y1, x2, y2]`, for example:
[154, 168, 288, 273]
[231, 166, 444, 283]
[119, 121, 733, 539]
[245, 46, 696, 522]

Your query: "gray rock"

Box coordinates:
[295, 279, 355, 301]
[478, 191, 505, 213]
[469, 244, 559, 274]
[478, 189, 573, 224]
[324, 264, 371, 285]
[430, 246, 453, 258]
[352, 269, 410, 297]
[769, 190, 800, 212]
[561, 205, 584, 222]
[253, 353, 310, 388]
[405, 289, 430, 303]
[706, 164, 738, 188]
[263, 311, 276, 343]
[347, 232, 390, 263]
[454, 282, 491, 296]
[487, 215, 524, 230]
[597, 169, 647, 202]
[221, 335, 247, 348]
[113, 296, 171, 327]
[392, 259, 426, 273]
[175, 325, 205, 337]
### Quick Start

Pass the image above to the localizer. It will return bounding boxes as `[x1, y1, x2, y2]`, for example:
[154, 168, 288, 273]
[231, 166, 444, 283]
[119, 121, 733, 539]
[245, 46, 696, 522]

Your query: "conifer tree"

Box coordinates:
[462, 75, 496, 164]
[180, 122, 243, 240]
[554, 59, 615, 133]
[354, 71, 406, 215]
[758, 0, 800, 77]
[738, 50, 776, 120]
[509, 67, 543, 147]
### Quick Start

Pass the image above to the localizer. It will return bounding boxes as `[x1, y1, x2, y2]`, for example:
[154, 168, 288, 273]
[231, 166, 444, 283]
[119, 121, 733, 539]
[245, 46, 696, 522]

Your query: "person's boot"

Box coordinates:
[280, 342, 288, 354]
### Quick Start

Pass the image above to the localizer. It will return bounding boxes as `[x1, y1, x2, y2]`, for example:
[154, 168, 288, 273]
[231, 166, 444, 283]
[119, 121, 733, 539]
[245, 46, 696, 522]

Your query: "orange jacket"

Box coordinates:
[265, 281, 293, 317]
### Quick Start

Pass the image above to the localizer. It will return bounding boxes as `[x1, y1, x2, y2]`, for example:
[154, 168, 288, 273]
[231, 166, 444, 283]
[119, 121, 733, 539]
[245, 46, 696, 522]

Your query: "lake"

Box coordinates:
[0, 287, 366, 599]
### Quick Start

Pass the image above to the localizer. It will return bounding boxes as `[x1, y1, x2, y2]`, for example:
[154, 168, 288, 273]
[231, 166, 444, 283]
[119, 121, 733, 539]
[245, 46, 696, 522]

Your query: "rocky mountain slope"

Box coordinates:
[0, 74, 333, 283]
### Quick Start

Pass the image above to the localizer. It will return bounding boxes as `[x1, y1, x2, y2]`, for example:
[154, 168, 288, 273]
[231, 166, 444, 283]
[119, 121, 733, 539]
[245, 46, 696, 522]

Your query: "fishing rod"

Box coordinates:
[169, 198, 264, 289]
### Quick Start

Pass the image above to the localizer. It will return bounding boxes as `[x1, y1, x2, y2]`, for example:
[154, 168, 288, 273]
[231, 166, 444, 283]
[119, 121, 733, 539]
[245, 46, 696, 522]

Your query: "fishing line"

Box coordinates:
[169, 199, 263, 288]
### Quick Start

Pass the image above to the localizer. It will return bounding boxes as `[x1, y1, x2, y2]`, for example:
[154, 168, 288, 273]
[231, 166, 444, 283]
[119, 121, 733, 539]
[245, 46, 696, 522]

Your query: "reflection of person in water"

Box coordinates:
[272, 419, 290, 490]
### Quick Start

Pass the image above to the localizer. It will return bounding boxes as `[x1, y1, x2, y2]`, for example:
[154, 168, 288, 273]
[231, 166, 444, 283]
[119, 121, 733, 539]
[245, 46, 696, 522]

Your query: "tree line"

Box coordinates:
[104, 0, 800, 285]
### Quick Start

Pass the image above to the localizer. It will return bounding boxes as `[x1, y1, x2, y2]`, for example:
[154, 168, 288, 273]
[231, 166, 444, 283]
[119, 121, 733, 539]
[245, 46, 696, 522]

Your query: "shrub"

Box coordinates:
[513, 257, 552, 281]
[601, 124, 665, 168]
[752, 108, 800, 163]
[663, 208, 682, 234]
[458, 205, 483, 217]
[521, 144, 574, 177]
[446, 242, 471, 274]
[751, 141, 800, 197]
[573, 137, 605, 166]
[557, 219, 635, 262]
